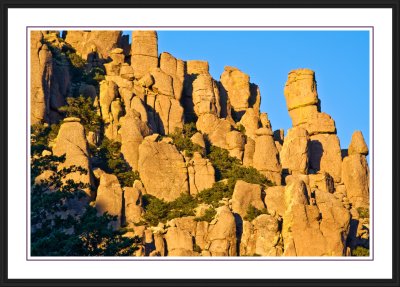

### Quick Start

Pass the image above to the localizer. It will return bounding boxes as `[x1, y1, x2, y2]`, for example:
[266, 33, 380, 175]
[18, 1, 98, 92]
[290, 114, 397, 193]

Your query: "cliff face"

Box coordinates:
[30, 30, 370, 257]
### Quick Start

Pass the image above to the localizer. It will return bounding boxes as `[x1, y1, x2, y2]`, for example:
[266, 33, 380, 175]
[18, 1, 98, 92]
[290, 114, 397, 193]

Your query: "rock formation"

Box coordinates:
[30, 30, 370, 257]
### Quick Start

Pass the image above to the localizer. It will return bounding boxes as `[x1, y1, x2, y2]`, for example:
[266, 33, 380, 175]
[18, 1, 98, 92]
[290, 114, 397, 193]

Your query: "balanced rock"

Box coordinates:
[138, 138, 189, 201]
[284, 69, 318, 111]
[196, 113, 233, 149]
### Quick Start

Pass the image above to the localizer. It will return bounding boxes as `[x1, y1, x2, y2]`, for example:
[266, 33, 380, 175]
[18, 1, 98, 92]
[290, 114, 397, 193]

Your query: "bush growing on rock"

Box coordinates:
[195, 181, 232, 208]
[169, 123, 203, 157]
[351, 246, 369, 256]
[194, 207, 217, 223]
[243, 205, 269, 222]
[92, 138, 139, 187]
[31, 154, 140, 256]
[59, 96, 102, 133]
[356, 207, 369, 219]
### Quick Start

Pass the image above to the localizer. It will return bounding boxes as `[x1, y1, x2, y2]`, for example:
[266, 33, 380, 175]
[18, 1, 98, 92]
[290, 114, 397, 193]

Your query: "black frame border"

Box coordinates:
[0, 1, 399, 286]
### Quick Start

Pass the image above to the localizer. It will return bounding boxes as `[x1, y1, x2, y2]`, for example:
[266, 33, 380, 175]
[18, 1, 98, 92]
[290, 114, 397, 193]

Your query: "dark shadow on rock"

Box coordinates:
[233, 213, 243, 256]
[308, 139, 323, 172]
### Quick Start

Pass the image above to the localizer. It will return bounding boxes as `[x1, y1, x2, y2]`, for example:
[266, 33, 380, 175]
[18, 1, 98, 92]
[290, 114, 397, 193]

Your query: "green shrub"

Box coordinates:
[59, 95, 102, 133]
[351, 246, 369, 257]
[357, 207, 370, 219]
[92, 139, 138, 187]
[207, 146, 241, 180]
[236, 124, 246, 134]
[31, 155, 139, 256]
[141, 195, 170, 226]
[193, 244, 202, 253]
[169, 123, 203, 157]
[194, 207, 217, 223]
[243, 205, 269, 221]
[196, 181, 232, 208]
[166, 193, 198, 220]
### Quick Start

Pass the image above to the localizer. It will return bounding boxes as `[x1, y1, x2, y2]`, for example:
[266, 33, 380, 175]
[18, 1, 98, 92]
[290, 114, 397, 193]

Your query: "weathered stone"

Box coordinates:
[280, 127, 309, 175]
[31, 31, 52, 124]
[220, 66, 251, 119]
[226, 130, 246, 160]
[299, 112, 336, 135]
[186, 60, 209, 75]
[99, 80, 118, 123]
[196, 113, 233, 149]
[192, 74, 218, 116]
[252, 214, 281, 256]
[95, 173, 123, 229]
[284, 69, 318, 111]
[231, 180, 265, 218]
[138, 139, 189, 201]
[195, 221, 209, 250]
[124, 184, 144, 226]
[342, 154, 370, 208]
[309, 133, 342, 183]
[243, 138, 255, 167]
[264, 186, 285, 217]
[131, 31, 158, 78]
[253, 134, 282, 185]
[165, 227, 194, 256]
[288, 105, 318, 126]
[190, 132, 206, 153]
[206, 206, 237, 256]
[348, 130, 369, 156]
[119, 112, 152, 170]
[239, 108, 260, 140]
[309, 172, 335, 194]
[65, 30, 123, 60]
[188, 152, 215, 195]
[52, 120, 92, 197]
[159, 52, 184, 99]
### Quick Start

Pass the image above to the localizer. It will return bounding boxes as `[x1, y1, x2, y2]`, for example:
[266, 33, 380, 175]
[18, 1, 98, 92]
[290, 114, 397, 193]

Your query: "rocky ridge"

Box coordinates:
[31, 30, 370, 257]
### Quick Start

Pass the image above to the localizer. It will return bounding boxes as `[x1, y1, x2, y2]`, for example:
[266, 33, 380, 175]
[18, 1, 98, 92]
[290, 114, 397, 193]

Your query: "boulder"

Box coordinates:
[348, 130, 369, 155]
[95, 173, 123, 230]
[138, 139, 189, 201]
[65, 30, 123, 60]
[124, 183, 144, 226]
[220, 66, 251, 119]
[192, 74, 218, 116]
[264, 186, 285, 217]
[159, 52, 185, 100]
[131, 31, 158, 78]
[188, 152, 215, 195]
[239, 108, 260, 140]
[243, 138, 255, 167]
[309, 172, 335, 194]
[196, 113, 233, 149]
[342, 154, 370, 208]
[299, 112, 336, 135]
[52, 120, 92, 197]
[226, 130, 246, 160]
[119, 111, 152, 170]
[164, 227, 194, 256]
[308, 133, 342, 183]
[186, 60, 209, 75]
[253, 134, 282, 185]
[206, 206, 237, 256]
[31, 31, 52, 124]
[280, 127, 309, 175]
[284, 68, 319, 111]
[231, 180, 265, 218]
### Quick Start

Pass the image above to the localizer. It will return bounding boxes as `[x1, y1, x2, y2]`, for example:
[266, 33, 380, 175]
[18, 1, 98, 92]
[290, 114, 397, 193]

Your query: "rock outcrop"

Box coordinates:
[138, 137, 189, 201]
[52, 118, 93, 197]
[31, 30, 370, 258]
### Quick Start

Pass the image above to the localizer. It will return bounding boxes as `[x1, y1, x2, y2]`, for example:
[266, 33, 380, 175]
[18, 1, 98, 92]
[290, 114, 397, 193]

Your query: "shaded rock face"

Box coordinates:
[52, 119, 93, 197]
[138, 138, 189, 201]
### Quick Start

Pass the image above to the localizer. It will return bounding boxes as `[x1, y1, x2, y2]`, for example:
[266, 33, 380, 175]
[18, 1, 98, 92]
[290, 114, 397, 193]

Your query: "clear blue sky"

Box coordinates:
[125, 30, 370, 152]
